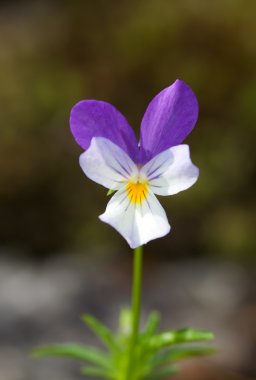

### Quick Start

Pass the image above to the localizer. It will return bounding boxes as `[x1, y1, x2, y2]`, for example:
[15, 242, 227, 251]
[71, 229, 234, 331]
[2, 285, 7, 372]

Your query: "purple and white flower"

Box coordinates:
[70, 80, 199, 249]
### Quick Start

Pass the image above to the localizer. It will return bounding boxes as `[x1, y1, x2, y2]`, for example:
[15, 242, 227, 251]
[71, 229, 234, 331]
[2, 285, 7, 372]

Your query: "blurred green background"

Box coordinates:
[0, 1, 256, 380]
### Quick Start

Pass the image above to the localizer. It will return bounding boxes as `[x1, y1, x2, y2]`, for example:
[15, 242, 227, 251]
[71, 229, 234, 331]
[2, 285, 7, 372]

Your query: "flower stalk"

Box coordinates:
[126, 245, 143, 379]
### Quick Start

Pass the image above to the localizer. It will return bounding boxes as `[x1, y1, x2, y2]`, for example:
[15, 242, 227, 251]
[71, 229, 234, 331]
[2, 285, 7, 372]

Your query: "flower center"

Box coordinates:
[126, 181, 148, 204]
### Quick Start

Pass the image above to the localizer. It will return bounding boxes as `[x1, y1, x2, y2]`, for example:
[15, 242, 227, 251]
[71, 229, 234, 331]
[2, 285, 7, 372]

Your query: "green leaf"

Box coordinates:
[150, 346, 216, 368]
[149, 328, 214, 350]
[118, 307, 132, 336]
[32, 344, 111, 369]
[143, 312, 161, 338]
[82, 314, 119, 352]
[145, 365, 178, 380]
[107, 189, 115, 196]
[81, 366, 112, 378]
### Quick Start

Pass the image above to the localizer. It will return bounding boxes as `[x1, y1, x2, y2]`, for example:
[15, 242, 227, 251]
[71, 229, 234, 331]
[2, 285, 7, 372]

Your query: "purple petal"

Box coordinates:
[70, 100, 139, 161]
[139, 80, 199, 163]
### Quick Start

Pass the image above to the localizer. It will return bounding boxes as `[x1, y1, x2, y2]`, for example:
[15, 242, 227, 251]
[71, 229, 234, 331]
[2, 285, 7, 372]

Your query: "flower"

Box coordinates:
[70, 79, 199, 249]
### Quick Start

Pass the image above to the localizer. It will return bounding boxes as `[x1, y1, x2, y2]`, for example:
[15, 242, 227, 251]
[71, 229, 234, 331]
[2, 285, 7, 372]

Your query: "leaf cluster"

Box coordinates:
[32, 309, 215, 380]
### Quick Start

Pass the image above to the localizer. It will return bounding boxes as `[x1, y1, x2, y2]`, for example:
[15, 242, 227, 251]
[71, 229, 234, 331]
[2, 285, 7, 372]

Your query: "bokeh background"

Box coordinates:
[0, 1, 255, 379]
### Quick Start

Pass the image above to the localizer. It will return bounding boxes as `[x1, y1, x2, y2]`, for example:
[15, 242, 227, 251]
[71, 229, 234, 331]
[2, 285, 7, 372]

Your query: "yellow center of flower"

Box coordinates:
[126, 181, 148, 204]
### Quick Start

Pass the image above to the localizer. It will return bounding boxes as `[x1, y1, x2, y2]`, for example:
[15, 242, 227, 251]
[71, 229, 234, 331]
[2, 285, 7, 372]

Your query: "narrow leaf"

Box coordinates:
[118, 307, 132, 336]
[143, 312, 161, 338]
[149, 328, 214, 350]
[32, 344, 111, 369]
[145, 365, 178, 380]
[81, 366, 111, 378]
[150, 346, 216, 368]
[82, 314, 119, 352]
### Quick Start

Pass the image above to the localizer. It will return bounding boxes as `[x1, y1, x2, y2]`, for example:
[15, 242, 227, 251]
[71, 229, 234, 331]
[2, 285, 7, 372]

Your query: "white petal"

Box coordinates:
[140, 145, 199, 196]
[99, 187, 170, 249]
[79, 137, 138, 190]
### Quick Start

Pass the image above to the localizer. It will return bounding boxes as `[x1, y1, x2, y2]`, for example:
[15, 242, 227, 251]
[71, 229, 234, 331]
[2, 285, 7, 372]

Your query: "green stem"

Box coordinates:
[126, 245, 143, 380]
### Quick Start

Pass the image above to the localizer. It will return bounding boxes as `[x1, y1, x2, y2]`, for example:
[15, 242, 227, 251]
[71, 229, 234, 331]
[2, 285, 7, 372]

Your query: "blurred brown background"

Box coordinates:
[0, 1, 255, 379]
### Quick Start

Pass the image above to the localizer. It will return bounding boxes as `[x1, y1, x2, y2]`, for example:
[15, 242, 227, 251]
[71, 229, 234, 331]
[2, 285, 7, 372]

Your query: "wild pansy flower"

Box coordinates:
[70, 79, 199, 249]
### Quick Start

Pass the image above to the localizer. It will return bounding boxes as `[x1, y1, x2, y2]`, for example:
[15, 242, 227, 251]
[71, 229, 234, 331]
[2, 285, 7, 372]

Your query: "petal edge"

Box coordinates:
[140, 80, 199, 163]
[99, 188, 170, 248]
[79, 137, 138, 190]
[70, 100, 139, 162]
[141, 144, 199, 196]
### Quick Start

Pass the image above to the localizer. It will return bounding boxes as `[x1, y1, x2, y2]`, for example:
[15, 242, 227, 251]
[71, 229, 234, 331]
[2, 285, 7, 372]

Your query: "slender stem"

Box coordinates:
[131, 246, 143, 342]
[126, 245, 143, 380]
